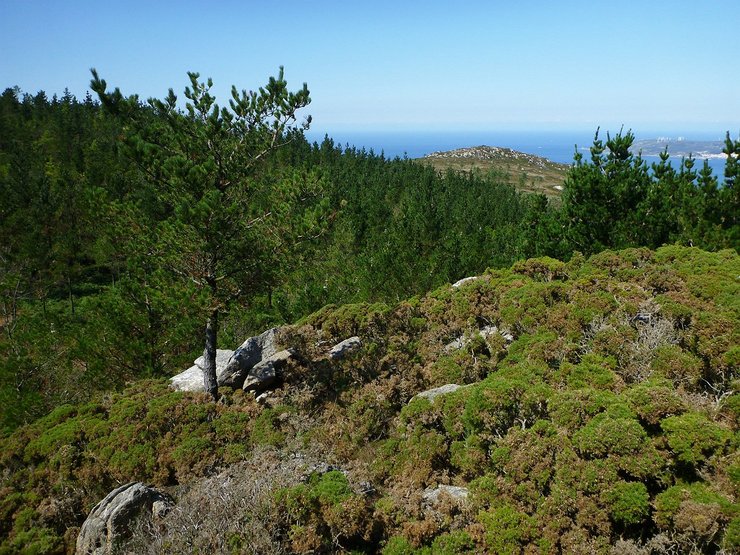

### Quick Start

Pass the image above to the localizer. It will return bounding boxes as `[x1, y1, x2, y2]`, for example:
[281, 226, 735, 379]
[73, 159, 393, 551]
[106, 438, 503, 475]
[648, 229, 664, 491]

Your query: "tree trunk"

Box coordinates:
[202, 308, 219, 401]
[67, 274, 75, 316]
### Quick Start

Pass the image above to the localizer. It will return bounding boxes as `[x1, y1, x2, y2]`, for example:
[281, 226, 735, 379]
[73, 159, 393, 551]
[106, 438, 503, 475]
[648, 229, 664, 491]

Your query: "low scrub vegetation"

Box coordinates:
[1, 245, 737, 553]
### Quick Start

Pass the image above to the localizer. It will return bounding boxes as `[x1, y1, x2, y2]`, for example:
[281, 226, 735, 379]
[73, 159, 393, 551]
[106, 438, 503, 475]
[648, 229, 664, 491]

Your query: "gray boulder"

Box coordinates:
[243, 349, 296, 394]
[220, 327, 280, 388]
[414, 384, 463, 402]
[451, 276, 479, 288]
[328, 336, 362, 360]
[76, 482, 173, 555]
[169, 349, 234, 392]
[422, 485, 469, 507]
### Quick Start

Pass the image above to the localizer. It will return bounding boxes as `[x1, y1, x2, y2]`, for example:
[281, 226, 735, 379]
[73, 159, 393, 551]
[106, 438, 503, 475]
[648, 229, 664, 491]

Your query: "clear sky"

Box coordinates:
[2, 0, 738, 135]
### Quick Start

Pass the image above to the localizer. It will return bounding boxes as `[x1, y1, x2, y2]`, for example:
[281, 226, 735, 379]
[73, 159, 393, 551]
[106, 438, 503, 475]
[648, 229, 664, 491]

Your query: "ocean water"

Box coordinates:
[305, 129, 729, 178]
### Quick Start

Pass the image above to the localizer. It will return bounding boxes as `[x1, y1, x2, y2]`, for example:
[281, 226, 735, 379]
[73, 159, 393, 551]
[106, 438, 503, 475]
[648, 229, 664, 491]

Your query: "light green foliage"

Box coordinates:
[478, 504, 535, 554]
[602, 481, 650, 526]
[573, 412, 646, 457]
[382, 536, 419, 555]
[430, 531, 476, 554]
[624, 379, 685, 426]
[661, 412, 732, 466]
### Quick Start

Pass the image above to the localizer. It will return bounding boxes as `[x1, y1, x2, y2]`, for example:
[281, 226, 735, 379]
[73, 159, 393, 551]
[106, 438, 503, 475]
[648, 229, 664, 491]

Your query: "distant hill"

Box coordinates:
[415, 145, 569, 199]
[631, 138, 727, 159]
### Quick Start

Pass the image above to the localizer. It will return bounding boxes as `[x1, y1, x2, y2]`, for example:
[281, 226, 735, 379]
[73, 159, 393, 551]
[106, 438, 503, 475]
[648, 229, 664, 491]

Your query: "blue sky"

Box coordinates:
[2, 0, 738, 135]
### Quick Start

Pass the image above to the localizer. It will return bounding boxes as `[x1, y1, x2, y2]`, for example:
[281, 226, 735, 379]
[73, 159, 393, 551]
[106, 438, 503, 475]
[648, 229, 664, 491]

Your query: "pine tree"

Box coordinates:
[91, 69, 314, 400]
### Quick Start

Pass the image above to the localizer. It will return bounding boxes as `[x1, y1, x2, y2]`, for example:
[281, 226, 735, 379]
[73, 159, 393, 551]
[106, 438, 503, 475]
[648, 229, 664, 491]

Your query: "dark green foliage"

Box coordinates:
[561, 128, 739, 254]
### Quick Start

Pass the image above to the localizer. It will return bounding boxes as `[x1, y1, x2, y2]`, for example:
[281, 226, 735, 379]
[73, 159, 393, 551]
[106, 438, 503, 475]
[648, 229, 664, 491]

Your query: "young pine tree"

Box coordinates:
[91, 69, 317, 400]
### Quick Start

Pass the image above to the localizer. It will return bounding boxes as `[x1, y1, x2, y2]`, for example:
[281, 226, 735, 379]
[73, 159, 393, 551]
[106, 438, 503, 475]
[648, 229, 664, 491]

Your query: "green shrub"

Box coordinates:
[308, 470, 353, 505]
[449, 434, 487, 479]
[382, 536, 419, 555]
[650, 344, 703, 387]
[602, 481, 650, 526]
[478, 504, 534, 555]
[724, 517, 740, 550]
[250, 407, 288, 447]
[548, 388, 618, 431]
[661, 412, 732, 467]
[624, 380, 685, 426]
[573, 413, 646, 458]
[277, 471, 371, 552]
[654, 482, 733, 543]
[559, 353, 617, 390]
[430, 530, 476, 554]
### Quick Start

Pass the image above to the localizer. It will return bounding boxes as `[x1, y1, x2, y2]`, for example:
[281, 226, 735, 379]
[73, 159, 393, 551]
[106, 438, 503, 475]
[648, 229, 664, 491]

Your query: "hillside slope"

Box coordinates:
[415, 145, 569, 199]
[1, 246, 738, 554]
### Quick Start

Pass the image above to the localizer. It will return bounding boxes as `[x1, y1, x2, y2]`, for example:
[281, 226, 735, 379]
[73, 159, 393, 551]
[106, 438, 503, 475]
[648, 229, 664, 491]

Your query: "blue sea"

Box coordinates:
[305, 129, 729, 179]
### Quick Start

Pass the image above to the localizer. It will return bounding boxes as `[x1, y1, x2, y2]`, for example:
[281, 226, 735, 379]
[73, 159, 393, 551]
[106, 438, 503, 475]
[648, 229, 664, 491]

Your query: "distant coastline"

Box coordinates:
[305, 130, 730, 177]
[630, 138, 727, 160]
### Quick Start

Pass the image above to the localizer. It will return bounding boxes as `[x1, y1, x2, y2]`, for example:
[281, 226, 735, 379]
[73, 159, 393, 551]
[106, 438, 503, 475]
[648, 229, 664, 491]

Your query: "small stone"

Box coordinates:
[422, 485, 469, 506]
[328, 336, 362, 360]
[414, 384, 462, 402]
[451, 276, 479, 288]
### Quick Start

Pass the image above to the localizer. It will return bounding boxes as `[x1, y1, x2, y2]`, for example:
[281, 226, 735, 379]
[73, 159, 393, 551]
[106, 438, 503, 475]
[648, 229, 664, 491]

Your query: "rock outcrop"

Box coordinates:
[413, 384, 463, 401]
[444, 325, 513, 353]
[219, 327, 280, 388]
[422, 485, 469, 507]
[451, 276, 479, 288]
[242, 348, 296, 394]
[169, 349, 234, 392]
[328, 336, 362, 360]
[76, 482, 172, 555]
[169, 327, 287, 393]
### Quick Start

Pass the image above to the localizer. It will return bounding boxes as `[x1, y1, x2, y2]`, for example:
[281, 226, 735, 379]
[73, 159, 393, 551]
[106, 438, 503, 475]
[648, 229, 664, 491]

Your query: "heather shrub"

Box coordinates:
[430, 530, 477, 554]
[602, 481, 650, 526]
[477, 504, 535, 554]
[649, 344, 704, 388]
[653, 482, 736, 551]
[623, 379, 685, 427]
[548, 388, 619, 431]
[661, 412, 732, 467]
[276, 471, 373, 553]
[558, 353, 618, 390]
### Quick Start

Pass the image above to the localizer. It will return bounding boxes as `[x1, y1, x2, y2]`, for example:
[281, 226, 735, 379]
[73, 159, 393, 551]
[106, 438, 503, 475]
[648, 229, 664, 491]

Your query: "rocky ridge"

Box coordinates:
[424, 144, 566, 170]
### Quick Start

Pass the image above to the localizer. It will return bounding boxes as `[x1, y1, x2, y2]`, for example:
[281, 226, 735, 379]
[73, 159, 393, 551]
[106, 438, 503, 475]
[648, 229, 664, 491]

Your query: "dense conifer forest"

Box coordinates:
[0, 81, 738, 553]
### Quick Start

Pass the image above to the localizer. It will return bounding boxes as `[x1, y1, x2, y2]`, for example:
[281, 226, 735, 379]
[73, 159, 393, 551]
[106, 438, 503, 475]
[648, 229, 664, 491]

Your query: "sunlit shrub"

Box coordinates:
[477, 504, 535, 555]
[623, 379, 685, 427]
[661, 412, 732, 467]
[602, 481, 649, 526]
